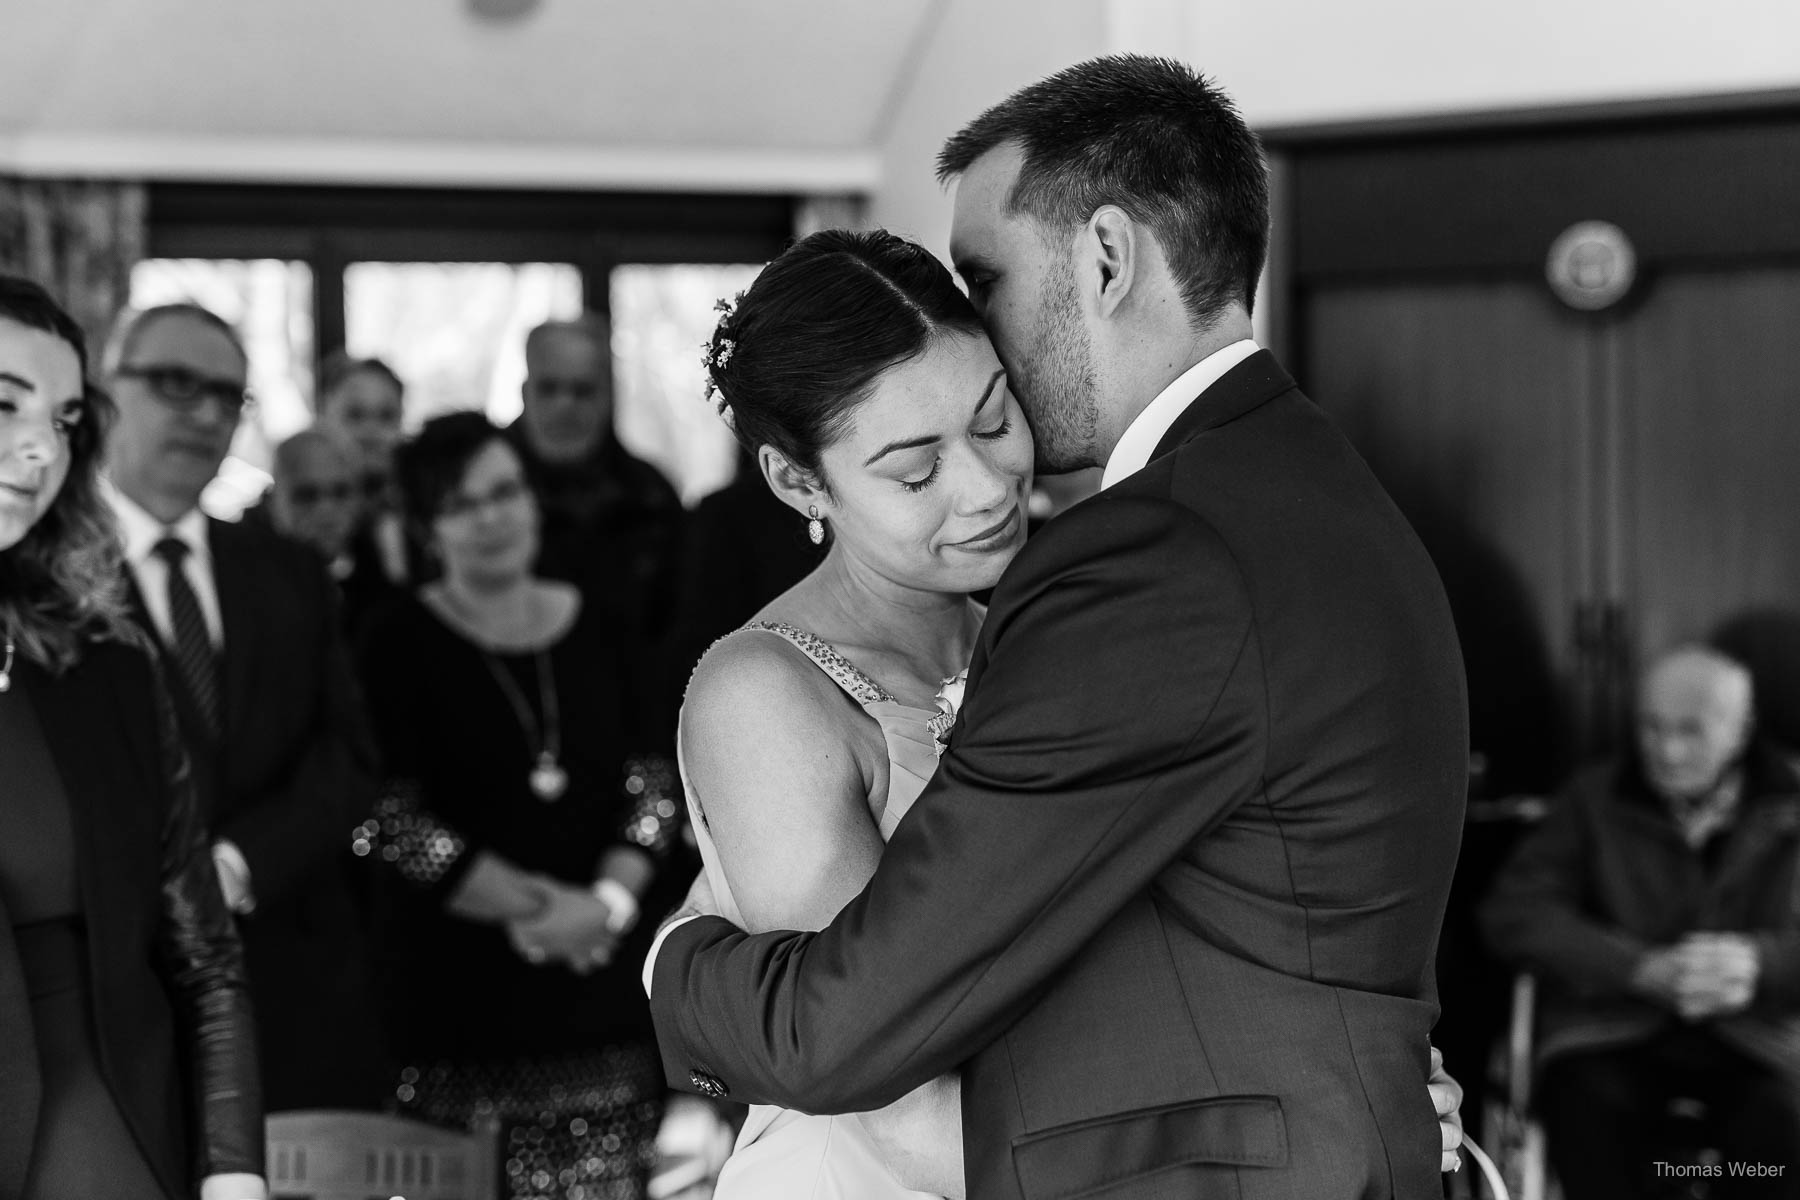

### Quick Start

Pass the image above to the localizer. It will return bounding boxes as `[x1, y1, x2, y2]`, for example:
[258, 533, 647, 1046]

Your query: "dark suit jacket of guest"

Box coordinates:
[126, 516, 382, 1111]
[651, 352, 1469, 1200]
[0, 640, 263, 1198]
[1480, 745, 1800, 1083]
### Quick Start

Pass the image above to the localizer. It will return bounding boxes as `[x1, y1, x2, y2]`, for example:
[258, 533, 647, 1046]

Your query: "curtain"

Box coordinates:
[0, 175, 146, 352]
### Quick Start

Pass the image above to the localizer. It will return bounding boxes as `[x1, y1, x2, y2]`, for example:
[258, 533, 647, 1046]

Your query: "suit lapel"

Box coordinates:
[210, 519, 258, 739]
[1147, 349, 1299, 464]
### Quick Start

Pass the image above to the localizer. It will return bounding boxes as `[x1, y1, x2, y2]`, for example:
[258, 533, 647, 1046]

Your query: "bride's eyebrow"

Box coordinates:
[862, 369, 1008, 467]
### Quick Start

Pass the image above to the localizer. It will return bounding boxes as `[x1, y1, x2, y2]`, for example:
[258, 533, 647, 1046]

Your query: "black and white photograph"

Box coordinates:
[3, 3, 1800, 1199]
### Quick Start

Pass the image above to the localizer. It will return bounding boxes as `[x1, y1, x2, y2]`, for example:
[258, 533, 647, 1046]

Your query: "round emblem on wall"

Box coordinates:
[1546, 220, 1637, 311]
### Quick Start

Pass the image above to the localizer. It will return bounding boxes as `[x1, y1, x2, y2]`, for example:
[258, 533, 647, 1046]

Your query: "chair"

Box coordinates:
[1483, 973, 1721, 1200]
[266, 1110, 500, 1200]
[1481, 973, 1554, 1200]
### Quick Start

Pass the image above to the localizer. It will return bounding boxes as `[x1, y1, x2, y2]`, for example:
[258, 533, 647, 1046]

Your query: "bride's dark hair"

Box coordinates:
[702, 229, 984, 490]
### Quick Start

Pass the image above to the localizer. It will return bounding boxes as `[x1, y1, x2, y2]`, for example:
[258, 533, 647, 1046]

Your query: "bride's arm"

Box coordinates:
[682, 636, 966, 1197]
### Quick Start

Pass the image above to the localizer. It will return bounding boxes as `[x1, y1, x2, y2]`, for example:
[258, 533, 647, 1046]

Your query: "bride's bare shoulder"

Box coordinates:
[682, 625, 856, 743]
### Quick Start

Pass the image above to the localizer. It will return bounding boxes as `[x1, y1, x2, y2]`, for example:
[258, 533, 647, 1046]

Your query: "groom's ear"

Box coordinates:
[1084, 206, 1137, 319]
[758, 445, 827, 515]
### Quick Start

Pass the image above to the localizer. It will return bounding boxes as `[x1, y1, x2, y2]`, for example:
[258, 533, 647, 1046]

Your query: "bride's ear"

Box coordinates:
[758, 445, 828, 518]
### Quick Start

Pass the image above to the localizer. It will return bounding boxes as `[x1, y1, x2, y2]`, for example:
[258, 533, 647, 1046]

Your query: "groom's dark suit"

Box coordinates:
[650, 351, 1468, 1199]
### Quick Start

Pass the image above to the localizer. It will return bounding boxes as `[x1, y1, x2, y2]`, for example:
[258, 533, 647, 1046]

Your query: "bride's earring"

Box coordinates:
[807, 505, 825, 546]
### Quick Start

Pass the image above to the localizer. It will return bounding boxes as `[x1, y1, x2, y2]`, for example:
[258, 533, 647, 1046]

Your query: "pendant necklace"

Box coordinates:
[0, 633, 14, 693]
[441, 587, 568, 802]
[479, 649, 568, 802]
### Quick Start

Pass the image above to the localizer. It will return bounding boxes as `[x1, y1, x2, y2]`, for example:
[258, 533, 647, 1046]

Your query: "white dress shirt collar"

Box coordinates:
[105, 479, 223, 647]
[106, 479, 211, 570]
[1100, 339, 1261, 490]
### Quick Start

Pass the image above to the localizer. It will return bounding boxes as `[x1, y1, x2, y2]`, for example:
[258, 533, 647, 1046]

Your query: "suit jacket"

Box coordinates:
[0, 639, 262, 1198]
[128, 517, 382, 1111]
[650, 352, 1469, 1200]
[1479, 745, 1800, 1081]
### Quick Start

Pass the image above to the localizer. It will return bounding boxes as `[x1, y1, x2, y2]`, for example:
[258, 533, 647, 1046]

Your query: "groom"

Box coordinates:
[648, 56, 1468, 1199]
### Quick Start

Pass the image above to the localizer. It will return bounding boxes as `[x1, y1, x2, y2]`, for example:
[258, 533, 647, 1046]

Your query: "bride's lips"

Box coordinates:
[954, 506, 1021, 552]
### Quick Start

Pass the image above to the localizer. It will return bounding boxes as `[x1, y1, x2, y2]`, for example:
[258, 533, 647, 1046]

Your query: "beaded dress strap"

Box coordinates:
[743, 621, 895, 707]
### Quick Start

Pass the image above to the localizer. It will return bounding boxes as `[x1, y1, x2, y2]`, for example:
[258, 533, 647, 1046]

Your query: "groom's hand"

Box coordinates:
[1429, 1045, 1465, 1174]
[657, 869, 721, 936]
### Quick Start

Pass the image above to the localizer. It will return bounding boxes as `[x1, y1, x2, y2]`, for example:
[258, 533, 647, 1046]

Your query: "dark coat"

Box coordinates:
[0, 638, 263, 1197]
[1480, 745, 1800, 1082]
[127, 518, 383, 1111]
[650, 352, 1470, 1200]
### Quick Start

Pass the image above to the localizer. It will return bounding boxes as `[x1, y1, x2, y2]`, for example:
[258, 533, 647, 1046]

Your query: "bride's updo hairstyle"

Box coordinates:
[701, 229, 984, 492]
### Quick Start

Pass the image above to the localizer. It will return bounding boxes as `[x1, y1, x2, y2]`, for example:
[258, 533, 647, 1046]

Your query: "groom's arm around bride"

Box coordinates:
[650, 56, 1468, 1200]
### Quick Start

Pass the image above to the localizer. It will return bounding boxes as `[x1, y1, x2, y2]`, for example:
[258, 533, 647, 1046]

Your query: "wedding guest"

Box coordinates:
[316, 351, 415, 595]
[507, 316, 685, 641]
[0, 274, 264, 1199]
[101, 301, 385, 1112]
[268, 427, 396, 638]
[269, 427, 359, 570]
[1481, 645, 1800, 1199]
[357, 411, 684, 1200]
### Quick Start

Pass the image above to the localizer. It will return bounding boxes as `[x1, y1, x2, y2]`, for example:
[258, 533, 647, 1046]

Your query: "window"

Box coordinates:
[141, 183, 796, 510]
[611, 263, 763, 505]
[344, 261, 582, 428]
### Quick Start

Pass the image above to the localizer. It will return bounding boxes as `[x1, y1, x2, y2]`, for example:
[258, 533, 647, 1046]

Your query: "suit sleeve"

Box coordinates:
[213, 552, 376, 907]
[649, 495, 1264, 1111]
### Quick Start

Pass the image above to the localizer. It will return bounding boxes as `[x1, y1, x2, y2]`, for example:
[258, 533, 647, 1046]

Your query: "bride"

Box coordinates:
[678, 229, 1018, 1199]
[675, 229, 1465, 1199]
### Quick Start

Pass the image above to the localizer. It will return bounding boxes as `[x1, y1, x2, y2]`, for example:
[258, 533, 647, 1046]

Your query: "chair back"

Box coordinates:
[266, 1110, 499, 1200]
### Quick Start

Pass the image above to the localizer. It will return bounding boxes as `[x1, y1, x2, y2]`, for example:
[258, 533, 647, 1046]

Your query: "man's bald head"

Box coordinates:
[1637, 645, 1755, 803]
[270, 427, 360, 560]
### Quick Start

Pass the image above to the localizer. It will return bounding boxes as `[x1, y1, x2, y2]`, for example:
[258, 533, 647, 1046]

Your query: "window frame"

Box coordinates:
[145, 182, 796, 361]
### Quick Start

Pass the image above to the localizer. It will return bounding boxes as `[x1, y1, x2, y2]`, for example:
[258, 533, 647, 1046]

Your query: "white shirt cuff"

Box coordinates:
[642, 914, 703, 997]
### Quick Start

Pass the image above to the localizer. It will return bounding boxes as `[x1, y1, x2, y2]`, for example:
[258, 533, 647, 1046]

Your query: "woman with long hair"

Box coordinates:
[0, 274, 264, 1199]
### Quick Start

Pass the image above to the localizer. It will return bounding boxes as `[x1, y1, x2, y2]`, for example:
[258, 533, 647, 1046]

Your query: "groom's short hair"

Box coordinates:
[937, 54, 1269, 330]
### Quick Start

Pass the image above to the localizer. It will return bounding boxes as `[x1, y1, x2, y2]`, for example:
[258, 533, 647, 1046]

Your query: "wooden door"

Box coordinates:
[1618, 265, 1800, 662]
[1301, 278, 1585, 793]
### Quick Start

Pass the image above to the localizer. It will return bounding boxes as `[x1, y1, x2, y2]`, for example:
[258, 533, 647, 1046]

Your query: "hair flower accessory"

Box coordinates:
[699, 289, 749, 420]
[926, 669, 970, 754]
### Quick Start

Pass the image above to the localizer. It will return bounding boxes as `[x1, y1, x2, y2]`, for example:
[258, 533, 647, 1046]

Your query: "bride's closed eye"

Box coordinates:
[901, 415, 1013, 492]
[900, 460, 941, 493]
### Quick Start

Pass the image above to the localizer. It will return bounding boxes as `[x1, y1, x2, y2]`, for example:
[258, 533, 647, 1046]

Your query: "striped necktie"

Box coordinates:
[153, 536, 221, 737]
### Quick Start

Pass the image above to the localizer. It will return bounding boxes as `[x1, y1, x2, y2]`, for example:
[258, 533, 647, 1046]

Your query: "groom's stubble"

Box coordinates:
[1013, 251, 1100, 475]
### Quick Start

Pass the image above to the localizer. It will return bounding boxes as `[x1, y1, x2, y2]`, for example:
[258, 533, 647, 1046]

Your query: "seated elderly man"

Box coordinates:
[1482, 645, 1800, 1198]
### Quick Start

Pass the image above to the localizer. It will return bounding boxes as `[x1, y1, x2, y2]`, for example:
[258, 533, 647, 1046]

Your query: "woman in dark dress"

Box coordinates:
[0, 275, 265, 1199]
[356, 412, 682, 1200]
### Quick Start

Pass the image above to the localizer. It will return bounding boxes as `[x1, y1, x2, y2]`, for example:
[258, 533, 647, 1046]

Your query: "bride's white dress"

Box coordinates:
[677, 621, 953, 1200]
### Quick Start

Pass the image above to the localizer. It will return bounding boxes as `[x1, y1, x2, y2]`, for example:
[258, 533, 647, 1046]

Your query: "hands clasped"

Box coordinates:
[506, 875, 637, 975]
[1633, 931, 1761, 1020]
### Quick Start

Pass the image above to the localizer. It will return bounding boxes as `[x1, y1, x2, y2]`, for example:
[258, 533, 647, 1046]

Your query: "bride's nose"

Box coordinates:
[954, 449, 1013, 516]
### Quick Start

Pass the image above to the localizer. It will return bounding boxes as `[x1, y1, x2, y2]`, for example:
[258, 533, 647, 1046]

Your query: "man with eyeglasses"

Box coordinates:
[101, 302, 385, 1115]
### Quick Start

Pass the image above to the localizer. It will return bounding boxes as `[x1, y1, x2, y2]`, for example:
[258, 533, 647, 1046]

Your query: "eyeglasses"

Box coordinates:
[115, 364, 254, 414]
[286, 481, 358, 507]
[437, 477, 530, 521]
